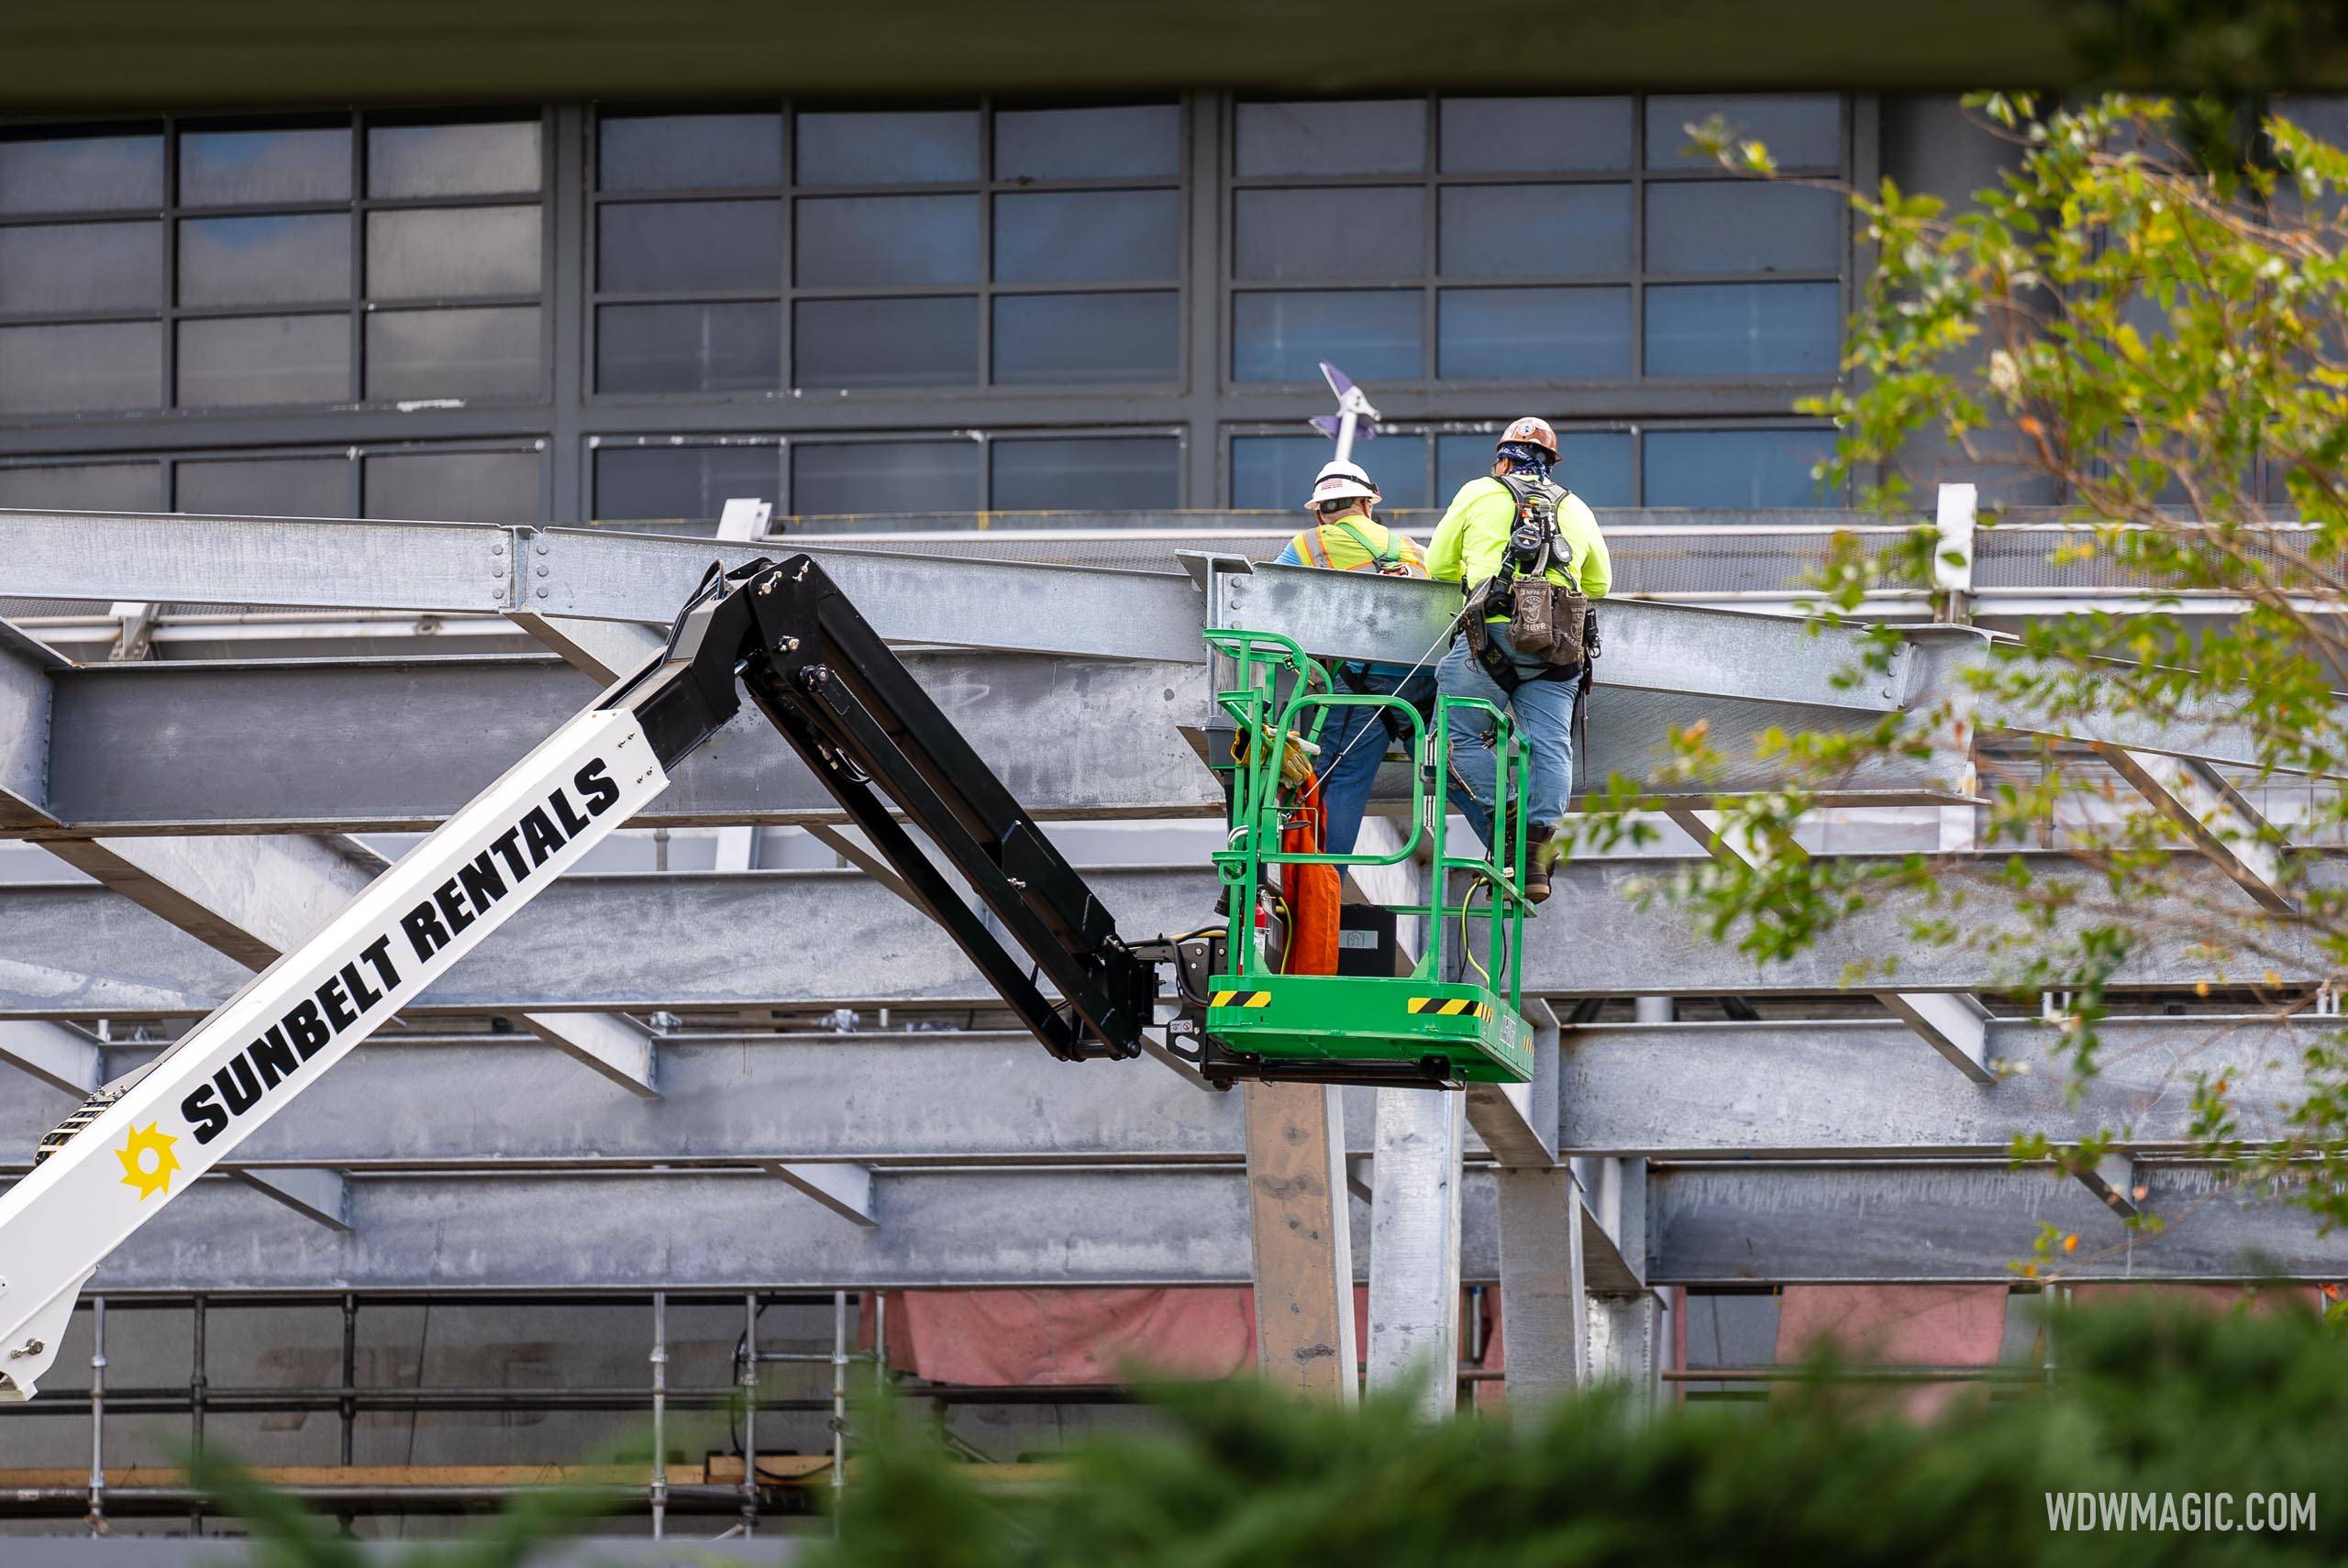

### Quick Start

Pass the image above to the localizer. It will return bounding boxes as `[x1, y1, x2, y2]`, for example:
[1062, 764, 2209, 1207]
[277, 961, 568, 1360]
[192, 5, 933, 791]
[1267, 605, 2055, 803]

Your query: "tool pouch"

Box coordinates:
[1508, 578, 1588, 668]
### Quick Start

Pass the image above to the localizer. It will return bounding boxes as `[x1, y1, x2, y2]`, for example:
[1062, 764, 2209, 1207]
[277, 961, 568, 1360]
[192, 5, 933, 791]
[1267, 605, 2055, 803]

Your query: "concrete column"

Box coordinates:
[1244, 1081, 1357, 1403]
[1494, 1165, 1588, 1401]
[1366, 1087, 1465, 1418]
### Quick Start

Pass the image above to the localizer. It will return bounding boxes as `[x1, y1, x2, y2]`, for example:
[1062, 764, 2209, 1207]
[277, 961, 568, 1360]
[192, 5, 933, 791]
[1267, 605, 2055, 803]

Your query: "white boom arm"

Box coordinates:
[0, 699, 670, 1398]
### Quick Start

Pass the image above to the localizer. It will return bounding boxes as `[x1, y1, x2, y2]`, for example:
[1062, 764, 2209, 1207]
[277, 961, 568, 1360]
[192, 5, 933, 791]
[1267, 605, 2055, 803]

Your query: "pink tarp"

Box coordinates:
[1774, 1284, 2009, 1419]
[867, 1287, 1384, 1387]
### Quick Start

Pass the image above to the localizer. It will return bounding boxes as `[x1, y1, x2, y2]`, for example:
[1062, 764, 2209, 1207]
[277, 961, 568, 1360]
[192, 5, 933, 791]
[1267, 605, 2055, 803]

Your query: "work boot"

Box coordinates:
[1523, 823, 1556, 905]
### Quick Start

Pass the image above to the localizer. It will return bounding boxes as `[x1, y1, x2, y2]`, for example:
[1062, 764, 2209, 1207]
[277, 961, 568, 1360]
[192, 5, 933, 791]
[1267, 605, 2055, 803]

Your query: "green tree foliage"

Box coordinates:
[1573, 92, 2348, 1253]
[809, 1299, 2345, 1568]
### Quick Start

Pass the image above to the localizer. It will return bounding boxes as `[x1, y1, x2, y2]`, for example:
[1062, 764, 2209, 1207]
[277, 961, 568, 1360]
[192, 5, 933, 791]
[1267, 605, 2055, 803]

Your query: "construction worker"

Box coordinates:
[1425, 417, 1611, 902]
[1279, 458, 1432, 855]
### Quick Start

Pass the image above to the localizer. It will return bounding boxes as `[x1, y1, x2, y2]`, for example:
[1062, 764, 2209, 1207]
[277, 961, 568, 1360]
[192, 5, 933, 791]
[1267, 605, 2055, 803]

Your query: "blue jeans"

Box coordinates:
[1435, 624, 1576, 846]
[1314, 664, 1434, 855]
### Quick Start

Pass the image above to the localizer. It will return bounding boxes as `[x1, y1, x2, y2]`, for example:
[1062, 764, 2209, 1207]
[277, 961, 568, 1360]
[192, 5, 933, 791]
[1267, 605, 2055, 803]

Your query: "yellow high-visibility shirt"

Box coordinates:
[1282, 516, 1429, 576]
[1424, 477, 1611, 618]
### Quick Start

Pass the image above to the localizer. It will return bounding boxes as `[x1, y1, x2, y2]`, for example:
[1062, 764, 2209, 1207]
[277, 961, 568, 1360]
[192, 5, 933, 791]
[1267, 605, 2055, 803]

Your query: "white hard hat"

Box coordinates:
[1304, 459, 1379, 511]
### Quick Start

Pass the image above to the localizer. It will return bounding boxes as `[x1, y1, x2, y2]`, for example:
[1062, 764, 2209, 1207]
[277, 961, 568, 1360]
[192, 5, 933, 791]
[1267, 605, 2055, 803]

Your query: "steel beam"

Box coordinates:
[6, 513, 2334, 783]
[1648, 1162, 2348, 1285]
[0, 867, 1218, 1019]
[3, 856, 2333, 1021]
[229, 1167, 350, 1231]
[0, 1032, 1291, 1167]
[761, 1161, 879, 1228]
[27, 654, 1217, 834]
[0, 623, 62, 833]
[1671, 799, 1994, 1076]
[0, 1021, 101, 1096]
[16, 1161, 2327, 1292]
[1523, 852, 2339, 996]
[1205, 559, 1907, 713]
[2102, 747, 2294, 913]
[50, 1168, 1494, 1293]
[0, 513, 515, 617]
[37, 832, 662, 1096]
[1495, 1166, 1589, 1400]
[1560, 1016, 2326, 1158]
[1365, 1089, 1465, 1418]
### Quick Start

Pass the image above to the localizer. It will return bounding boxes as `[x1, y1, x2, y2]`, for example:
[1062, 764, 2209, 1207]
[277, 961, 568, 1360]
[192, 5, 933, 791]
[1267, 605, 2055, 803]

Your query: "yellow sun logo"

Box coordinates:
[116, 1122, 181, 1202]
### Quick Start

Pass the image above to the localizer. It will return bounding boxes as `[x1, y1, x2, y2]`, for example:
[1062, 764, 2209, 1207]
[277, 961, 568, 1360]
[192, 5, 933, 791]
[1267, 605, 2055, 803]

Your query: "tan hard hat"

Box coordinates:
[1496, 416, 1559, 459]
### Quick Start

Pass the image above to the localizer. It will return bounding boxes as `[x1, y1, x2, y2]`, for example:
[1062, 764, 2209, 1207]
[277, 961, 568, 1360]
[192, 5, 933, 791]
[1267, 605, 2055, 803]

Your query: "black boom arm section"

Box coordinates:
[599, 555, 1154, 1063]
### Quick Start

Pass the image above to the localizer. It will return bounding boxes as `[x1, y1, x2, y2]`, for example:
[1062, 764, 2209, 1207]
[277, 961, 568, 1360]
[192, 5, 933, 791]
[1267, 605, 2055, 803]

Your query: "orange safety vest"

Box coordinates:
[1290, 516, 1429, 578]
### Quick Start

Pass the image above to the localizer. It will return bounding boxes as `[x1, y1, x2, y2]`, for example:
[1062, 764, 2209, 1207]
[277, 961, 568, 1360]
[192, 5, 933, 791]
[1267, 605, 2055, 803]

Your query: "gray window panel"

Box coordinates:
[1643, 427, 1833, 508]
[0, 461, 162, 512]
[793, 296, 977, 389]
[0, 132, 163, 215]
[366, 306, 540, 401]
[174, 456, 350, 518]
[1438, 184, 1631, 277]
[179, 214, 351, 307]
[1645, 94, 1840, 171]
[1438, 97, 1634, 173]
[1438, 287, 1631, 380]
[0, 221, 161, 315]
[991, 293, 1178, 384]
[1644, 182, 1844, 275]
[596, 301, 779, 394]
[790, 440, 980, 516]
[1232, 433, 1430, 511]
[1232, 433, 1327, 510]
[1235, 100, 1424, 177]
[993, 191, 1180, 283]
[1437, 430, 1630, 506]
[363, 449, 539, 523]
[0, 320, 161, 412]
[597, 200, 783, 293]
[598, 113, 784, 191]
[795, 194, 980, 288]
[1645, 282, 1840, 376]
[594, 444, 783, 523]
[366, 206, 542, 301]
[991, 436, 1179, 510]
[180, 127, 352, 206]
[794, 110, 980, 186]
[368, 121, 543, 198]
[177, 315, 351, 407]
[1232, 289, 1423, 382]
[995, 104, 1180, 181]
[1234, 187, 1423, 282]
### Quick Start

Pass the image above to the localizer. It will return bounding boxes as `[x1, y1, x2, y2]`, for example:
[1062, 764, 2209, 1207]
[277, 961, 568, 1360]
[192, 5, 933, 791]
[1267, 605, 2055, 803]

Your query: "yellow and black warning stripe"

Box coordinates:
[1406, 997, 1493, 1019]
[1210, 990, 1274, 1009]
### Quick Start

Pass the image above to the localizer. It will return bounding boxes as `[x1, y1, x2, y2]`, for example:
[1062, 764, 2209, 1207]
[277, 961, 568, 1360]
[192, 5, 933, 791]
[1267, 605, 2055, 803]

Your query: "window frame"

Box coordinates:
[1224, 415, 1839, 510]
[1223, 92, 1852, 390]
[584, 98, 1191, 402]
[0, 109, 555, 417]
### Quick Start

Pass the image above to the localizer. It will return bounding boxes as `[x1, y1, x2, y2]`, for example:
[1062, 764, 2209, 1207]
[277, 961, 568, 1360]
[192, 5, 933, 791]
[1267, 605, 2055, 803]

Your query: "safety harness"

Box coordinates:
[1457, 475, 1603, 780]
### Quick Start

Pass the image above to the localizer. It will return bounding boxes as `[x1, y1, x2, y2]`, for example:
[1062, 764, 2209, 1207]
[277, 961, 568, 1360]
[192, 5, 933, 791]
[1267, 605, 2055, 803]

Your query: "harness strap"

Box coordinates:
[1331, 518, 1401, 573]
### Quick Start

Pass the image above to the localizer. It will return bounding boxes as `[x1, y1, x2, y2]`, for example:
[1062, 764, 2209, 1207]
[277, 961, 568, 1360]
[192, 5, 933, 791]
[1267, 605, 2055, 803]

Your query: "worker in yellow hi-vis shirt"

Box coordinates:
[1424, 417, 1611, 903]
[1278, 459, 1431, 854]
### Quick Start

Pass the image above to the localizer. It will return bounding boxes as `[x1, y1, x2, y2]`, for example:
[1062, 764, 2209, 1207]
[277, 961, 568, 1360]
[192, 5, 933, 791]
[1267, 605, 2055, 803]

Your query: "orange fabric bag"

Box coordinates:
[1279, 774, 1343, 976]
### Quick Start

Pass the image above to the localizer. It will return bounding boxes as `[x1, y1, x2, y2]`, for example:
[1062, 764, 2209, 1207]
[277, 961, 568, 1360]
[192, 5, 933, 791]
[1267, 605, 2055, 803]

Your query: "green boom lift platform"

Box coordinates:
[1166, 628, 1537, 1090]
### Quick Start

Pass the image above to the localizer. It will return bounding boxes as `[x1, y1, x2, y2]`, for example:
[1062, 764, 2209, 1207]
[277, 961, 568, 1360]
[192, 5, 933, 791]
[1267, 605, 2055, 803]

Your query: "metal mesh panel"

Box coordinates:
[1974, 524, 2320, 592]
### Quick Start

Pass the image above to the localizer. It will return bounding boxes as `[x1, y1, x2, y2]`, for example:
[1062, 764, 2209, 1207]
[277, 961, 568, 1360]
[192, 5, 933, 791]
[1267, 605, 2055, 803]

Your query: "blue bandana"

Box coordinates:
[1496, 442, 1553, 480]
